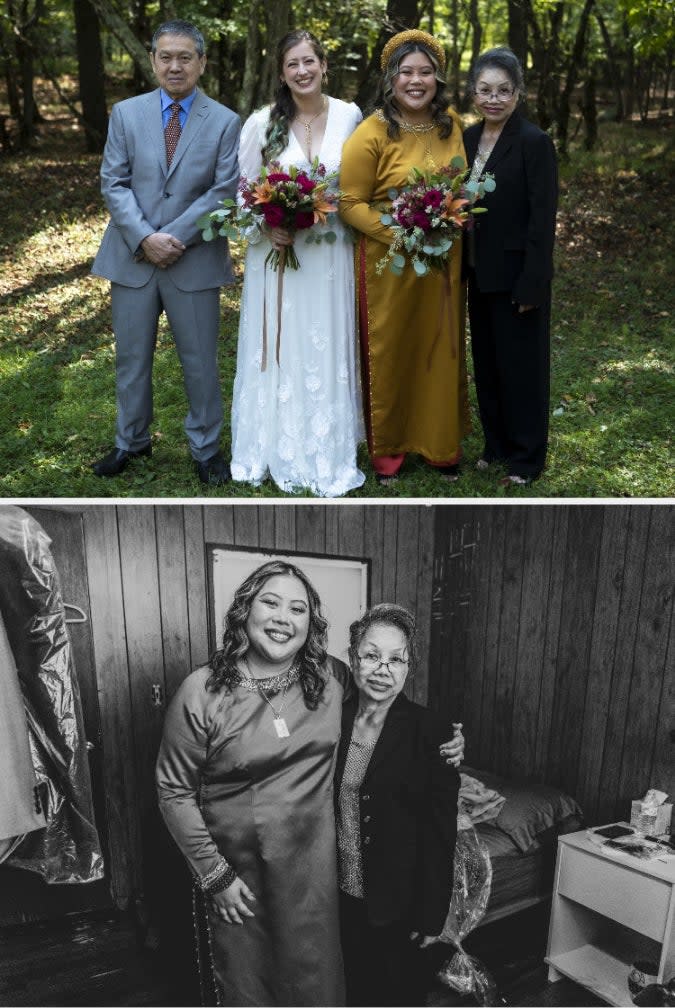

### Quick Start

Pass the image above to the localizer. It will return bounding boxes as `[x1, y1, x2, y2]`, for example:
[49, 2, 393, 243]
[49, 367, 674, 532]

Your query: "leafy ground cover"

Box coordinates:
[0, 82, 673, 498]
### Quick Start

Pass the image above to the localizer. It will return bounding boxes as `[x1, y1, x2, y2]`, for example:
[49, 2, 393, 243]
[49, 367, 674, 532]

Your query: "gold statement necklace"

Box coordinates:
[400, 116, 437, 170]
[295, 95, 327, 160]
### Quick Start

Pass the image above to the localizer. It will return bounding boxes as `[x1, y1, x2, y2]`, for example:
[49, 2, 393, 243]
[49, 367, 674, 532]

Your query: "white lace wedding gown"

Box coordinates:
[230, 97, 365, 497]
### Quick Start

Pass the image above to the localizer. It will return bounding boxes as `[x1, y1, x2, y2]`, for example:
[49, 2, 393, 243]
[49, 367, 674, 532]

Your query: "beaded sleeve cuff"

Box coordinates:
[198, 858, 237, 895]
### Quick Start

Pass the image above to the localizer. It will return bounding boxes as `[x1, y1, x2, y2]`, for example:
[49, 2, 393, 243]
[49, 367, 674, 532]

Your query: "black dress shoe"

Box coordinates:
[91, 444, 152, 477]
[195, 452, 231, 486]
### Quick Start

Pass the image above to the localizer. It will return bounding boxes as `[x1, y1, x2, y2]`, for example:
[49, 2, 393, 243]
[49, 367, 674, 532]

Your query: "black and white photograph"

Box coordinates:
[0, 503, 672, 1007]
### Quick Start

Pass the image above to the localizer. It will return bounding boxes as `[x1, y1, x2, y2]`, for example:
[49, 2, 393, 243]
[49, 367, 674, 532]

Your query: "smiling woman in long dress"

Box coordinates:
[230, 31, 365, 498]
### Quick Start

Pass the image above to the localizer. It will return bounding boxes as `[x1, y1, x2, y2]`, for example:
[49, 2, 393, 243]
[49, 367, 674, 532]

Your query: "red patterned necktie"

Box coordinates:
[164, 101, 182, 167]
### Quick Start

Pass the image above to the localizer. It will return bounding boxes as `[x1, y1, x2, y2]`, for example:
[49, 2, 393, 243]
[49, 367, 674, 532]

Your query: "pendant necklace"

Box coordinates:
[243, 656, 296, 738]
[295, 96, 326, 160]
[259, 680, 291, 738]
[400, 116, 436, 170]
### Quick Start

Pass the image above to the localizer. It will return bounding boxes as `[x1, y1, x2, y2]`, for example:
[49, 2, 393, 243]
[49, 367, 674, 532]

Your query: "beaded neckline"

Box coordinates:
[375, 109, 436, 133]
[238, 662, 301, 695]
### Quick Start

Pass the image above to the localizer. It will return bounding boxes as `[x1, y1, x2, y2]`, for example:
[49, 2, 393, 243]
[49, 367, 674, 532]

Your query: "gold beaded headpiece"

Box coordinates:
[380, 29, 446, 73]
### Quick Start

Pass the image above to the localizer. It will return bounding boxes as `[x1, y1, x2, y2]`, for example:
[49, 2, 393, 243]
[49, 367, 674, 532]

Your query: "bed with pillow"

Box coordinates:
[462, 766, 584, 924]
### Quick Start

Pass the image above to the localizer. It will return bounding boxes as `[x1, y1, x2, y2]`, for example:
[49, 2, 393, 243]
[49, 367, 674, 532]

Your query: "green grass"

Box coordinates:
[1, 87, 673, 498]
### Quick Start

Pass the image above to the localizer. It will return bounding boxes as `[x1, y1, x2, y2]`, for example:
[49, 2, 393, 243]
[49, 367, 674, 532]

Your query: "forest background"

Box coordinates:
[0, 0, 673, 498]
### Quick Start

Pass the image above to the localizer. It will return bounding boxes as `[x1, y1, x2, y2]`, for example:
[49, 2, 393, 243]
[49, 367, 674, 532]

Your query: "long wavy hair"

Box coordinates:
[262, 30, 327, 163]
[207, 560, 329, 710]
[347, 603, 418, 679]
[378, 41, 454, 140]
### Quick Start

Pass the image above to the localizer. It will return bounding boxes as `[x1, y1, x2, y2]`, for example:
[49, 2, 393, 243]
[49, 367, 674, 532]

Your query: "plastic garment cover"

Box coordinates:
[0, 505, 103, 884]
[437, 815, 500, 1005]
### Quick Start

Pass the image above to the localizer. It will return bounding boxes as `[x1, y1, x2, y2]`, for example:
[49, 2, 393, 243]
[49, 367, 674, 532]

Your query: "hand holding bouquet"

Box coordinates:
[200, 157, 340, 270]
[377, 155, 495, 277]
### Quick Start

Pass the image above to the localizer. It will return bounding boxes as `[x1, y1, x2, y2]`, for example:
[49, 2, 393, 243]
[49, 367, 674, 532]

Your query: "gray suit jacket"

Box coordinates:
[92, 88, 241, 291]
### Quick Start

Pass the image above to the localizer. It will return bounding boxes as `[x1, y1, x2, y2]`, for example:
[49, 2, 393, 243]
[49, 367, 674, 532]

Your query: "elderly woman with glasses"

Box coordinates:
[464, 47, 558, 486]
[335, 604, 460, 1007]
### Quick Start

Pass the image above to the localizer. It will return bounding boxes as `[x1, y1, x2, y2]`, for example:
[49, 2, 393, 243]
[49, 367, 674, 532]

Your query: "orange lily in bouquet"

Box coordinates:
[377, 155, 495, 277]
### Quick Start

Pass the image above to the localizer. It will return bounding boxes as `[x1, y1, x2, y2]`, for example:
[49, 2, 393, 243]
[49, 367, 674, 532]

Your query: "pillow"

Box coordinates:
[463, 766, 584, 853]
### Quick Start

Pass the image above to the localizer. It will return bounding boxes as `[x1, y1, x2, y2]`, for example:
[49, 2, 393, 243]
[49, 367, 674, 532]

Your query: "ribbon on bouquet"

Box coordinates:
[261, 248, 286, 371]
[427, 268, 457, 370]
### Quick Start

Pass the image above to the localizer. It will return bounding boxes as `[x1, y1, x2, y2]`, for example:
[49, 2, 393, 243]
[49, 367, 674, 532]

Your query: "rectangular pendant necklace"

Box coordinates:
[273, 717, 290, 738]
[259, 679, 291, 739]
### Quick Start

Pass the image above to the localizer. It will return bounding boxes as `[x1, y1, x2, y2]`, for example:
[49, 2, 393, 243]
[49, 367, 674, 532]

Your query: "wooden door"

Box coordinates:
[0, 506, 111, 925]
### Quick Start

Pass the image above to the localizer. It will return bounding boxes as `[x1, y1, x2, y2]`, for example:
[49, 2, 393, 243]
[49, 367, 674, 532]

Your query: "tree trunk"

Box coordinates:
[464, 0, 482, 109]
[581, 63, 597, 150]
[85, 0, 154, 90]
[557, 0, 595, 158]
[258, 0, 291, 107]
[448, 0, 461, 107]
[238, 0, 262, 117]
[507, 0, 528, 72]
[73, 0, 108, 151]
[355, 0, 420, 111]
[595, 10, 623, 122]
[623, 15, 635, 118]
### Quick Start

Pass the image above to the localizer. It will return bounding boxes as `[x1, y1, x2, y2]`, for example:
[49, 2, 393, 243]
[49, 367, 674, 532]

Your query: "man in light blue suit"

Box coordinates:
[91, 19, 240, 485]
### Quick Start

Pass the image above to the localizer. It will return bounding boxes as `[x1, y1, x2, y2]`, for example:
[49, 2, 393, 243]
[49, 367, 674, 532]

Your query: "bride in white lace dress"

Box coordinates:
[230, 30, 365, 497]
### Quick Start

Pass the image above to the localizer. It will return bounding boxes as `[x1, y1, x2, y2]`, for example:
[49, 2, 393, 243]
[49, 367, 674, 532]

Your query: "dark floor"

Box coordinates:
[0, 904, 605, 1007]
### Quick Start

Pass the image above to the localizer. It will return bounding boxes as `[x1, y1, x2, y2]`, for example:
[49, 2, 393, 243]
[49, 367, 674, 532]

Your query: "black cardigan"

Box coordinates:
[334, 693, 459, 934]
[463, 109, 558, 305]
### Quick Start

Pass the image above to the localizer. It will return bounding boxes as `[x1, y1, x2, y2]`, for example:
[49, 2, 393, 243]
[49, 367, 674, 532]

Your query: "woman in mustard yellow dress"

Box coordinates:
[340, 30, 470, 484]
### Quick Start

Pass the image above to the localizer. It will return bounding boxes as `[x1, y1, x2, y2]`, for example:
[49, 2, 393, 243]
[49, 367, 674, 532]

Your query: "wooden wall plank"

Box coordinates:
[336, 506, 365, 558]
[273, 507, 296, 551]
[364, 507, 385, 604]
[202, 505, 235, 544]
[81, 505, 140, 908]
[394, 508, 420, 701]
[546, 506, 604, 796]
[183, 507, 209, 674]
[651, 595, 675, 801]
[479, 507, 507, 768]
[257, 505, 275, 546]
[155, 505, 191, 700]
[456, 507, 489, 768]
[533, 506, 568, 781]
[381, 507, 399, 606]
[295, 506, 326, 554]
[493, 509, 527, 775]
[598, 506, 652, 823]
[232, 506, 260, 547]
[510, 507, 556, 779]
[413, 506, 435, 707]
[575, 506, 630, 821]
[617, 506, 673, 814]
[325, 506, 340, 555]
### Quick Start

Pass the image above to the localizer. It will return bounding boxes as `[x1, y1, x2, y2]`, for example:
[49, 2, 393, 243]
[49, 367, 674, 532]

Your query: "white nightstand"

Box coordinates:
[545, 827, 675, 1006]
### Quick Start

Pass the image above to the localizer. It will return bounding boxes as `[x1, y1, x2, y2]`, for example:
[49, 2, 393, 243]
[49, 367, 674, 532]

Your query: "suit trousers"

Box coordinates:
[339, 891, 425, 1007]
[468, 277, 550, 479]
[111, 271, 223, 461]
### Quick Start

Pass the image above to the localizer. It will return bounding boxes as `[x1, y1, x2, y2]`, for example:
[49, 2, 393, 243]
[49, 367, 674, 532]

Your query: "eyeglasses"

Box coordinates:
[474, 85, 515, 101]
[358, 653, 409, 673]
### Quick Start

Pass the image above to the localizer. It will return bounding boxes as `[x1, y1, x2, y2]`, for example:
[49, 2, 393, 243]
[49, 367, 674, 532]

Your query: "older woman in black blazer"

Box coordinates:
[464, 47, 558, 485]
[334, 604, 459, 1007]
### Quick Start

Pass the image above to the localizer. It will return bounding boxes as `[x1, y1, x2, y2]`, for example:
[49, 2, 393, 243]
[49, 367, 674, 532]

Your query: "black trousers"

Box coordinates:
[467, 278, 551, 479]
[339, 891, 426, 1007]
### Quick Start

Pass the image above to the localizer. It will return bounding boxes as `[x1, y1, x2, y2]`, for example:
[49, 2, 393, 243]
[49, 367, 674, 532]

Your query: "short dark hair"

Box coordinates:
[348, 603, 418, 677]
[151, 20, 205, 57]
[469, 46, 525, 94]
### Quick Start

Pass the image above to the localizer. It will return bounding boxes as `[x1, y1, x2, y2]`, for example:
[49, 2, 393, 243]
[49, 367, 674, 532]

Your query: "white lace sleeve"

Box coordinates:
[238, 108, 270, 243]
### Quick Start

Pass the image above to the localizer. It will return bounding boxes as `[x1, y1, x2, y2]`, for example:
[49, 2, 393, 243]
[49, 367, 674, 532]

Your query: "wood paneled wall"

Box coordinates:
[77, 503, 435, 909]
[429, 504, 674, 828]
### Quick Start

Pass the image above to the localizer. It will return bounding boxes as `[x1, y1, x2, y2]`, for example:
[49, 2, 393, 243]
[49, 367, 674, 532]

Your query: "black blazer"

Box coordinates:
[463, 110, 558, 305]
[334, 693, 459, 934]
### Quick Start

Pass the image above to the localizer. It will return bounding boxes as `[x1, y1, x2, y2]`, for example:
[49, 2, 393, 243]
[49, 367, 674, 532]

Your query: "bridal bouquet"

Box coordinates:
[199, 158, 340, 270]
[376, 156, 495, 277]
